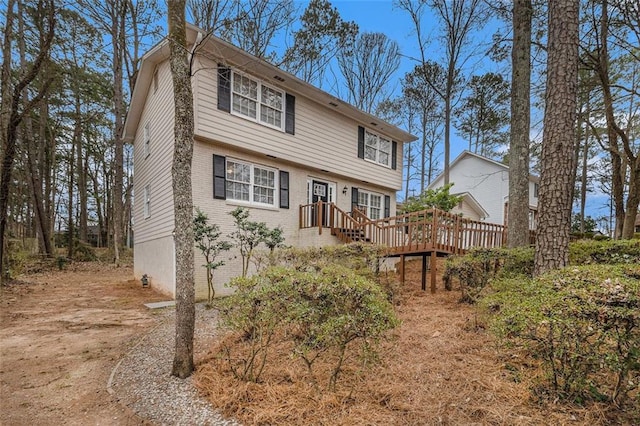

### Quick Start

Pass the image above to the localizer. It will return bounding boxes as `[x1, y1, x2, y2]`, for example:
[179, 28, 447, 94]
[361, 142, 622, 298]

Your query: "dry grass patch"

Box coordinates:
[194, 260, 621, 425]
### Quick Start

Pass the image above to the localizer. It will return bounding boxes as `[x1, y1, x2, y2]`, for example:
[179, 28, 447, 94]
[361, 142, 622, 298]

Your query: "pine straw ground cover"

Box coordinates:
[194, 260, 620, 425]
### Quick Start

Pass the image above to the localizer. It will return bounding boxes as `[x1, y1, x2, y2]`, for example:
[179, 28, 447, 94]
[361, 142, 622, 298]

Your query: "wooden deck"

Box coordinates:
[299, 201, 513, 293]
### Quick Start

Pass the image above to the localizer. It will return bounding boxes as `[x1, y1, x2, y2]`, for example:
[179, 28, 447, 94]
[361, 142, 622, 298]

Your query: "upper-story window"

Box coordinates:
[226, 159, 277, 207]
[232, 71, 283, 131]
[533, 182, 539, 198]
[364, 130, 392, 168]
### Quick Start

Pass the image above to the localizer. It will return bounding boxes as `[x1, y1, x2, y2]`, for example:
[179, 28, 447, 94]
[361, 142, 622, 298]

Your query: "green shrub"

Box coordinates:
[5, 239, 30, 278]
[216, 263, 398, 389]
[482, 265, 640, 406]
[443, 247, 534, 303]
[569, 239, 640, 265]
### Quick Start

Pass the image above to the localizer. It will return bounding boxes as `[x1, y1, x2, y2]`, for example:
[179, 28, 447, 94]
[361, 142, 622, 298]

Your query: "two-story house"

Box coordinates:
[427, 151, 539, 229]
[124, 26, 416, 298]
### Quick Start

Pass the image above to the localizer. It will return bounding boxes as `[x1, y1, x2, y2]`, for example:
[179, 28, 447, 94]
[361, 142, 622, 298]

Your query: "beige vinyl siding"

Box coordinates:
[133, 60, 176, 245]
[451, 199, 482, 221]
[193, 56, 402, 191]
[191, 138, 396, 298]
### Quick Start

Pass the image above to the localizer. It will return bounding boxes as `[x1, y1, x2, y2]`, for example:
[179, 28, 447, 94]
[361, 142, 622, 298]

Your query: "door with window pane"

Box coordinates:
[311, 180, 329, 227]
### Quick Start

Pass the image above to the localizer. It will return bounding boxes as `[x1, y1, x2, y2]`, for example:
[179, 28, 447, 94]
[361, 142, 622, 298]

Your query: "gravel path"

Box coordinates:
[109, 304, 240, 426]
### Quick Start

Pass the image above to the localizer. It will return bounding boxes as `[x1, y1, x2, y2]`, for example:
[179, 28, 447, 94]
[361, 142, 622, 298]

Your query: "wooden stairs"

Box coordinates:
[299, 201, 510, 293]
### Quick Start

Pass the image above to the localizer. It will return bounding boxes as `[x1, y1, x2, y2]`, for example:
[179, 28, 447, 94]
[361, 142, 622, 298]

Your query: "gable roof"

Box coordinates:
[454, 191, 490, 219]
[124, 24, 416, 144]
[428, 150, 540, 189]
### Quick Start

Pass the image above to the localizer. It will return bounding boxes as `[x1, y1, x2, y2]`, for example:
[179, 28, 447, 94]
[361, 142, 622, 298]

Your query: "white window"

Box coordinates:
[533, 183, 539, 198]
[364, 130, 392, 167]
[143, 123, 150, 158]
[143, 185, 151, 218]
[231, 71, 283, 130]
[226, 159, 277, 207]
[358, 190, 382, 220]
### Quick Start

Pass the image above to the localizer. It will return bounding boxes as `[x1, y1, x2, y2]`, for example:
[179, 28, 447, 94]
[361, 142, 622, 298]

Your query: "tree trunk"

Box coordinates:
[169, 0, 196, 379]
[534, 0, 579, 276]
[77, 119, 88, 243]
[507, 0, 532, 248]
[622, 165, 640, 238]
[0, 0, 55, 280]
[112, 0, 126, 265]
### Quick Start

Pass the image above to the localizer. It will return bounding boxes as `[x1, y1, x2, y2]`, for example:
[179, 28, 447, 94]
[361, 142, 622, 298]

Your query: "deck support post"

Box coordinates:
[430, 251, 437, 294]
[399, 255, 405, 284]
[421, 255, 427, 291]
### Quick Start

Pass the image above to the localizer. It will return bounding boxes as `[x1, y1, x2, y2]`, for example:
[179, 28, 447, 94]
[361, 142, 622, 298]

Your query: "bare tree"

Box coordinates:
[429, 0, 488, 185]
[507, 0, 532, 248]
[0, 0, 55, 280]
[282, 0, 358, 86]
[534, 0, 579, 276]
[455, 72, 510, 157]
[220, 0, 296, 62]
[403, 62, 446, 191]
[187, 0, 234, 32]
[337, 32, 400, 113]
[582, 0, 640, 239]
[168, 0, 196, 378]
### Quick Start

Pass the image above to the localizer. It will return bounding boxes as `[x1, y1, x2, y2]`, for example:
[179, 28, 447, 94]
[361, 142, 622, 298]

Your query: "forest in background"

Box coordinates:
[1, 0, 638, 272]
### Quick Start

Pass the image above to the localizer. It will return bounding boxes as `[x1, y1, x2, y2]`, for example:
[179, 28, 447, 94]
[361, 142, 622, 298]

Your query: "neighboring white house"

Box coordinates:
[428, 151, 539, 228]
[124, 25, 416, 298]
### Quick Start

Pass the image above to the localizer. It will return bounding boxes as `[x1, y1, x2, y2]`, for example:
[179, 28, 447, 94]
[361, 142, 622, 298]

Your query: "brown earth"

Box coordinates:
[0, 258, 631, 425]
[0, 261, 167, 426]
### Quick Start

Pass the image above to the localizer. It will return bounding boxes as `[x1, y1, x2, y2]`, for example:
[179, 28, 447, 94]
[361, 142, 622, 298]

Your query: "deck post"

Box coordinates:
[430, 251, 437, 294]
[318, 201, 322, 235]
[421, 254, 427, 291]
[399, 255, 405, 284]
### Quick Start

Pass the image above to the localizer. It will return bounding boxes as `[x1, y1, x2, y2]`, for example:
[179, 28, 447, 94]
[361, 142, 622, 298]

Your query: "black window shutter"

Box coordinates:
[384, 195, 391, 218]
[279, 170, 289, 209]
[351, 187, 359, 212]
[357, 126, 365, 159]
[213, 154, 226, 199]
[217, 65, 231, 112]
[391, 141, 398, 170]
[285, 94, 295, 135]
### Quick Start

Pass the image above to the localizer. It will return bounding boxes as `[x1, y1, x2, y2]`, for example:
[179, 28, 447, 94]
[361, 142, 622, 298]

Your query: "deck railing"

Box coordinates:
[300, 201, 511, 255]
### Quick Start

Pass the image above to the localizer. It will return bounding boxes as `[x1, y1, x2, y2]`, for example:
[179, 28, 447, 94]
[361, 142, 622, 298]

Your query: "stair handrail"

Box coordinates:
[328, 203, 364, 243]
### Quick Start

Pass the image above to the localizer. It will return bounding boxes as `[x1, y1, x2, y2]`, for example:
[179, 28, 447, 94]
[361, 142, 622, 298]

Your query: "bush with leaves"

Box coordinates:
[399, 183, 463, 213]
[193, 208, 232, 305]
[216, 259, 398, 389]
[569, 239, 640, 265]
[482, 265, 640, 406]
[443, 246, 534, 302]
[228, 207, 286, 277]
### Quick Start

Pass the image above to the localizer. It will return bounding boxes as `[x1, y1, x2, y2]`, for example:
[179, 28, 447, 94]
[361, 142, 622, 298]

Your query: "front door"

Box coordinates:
[311, 180, 329, 227]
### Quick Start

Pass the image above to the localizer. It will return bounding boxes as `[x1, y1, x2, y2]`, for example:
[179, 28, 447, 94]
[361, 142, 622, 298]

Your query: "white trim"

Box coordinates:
[364, 129, 392, 168]
[225, 158, 279, 207]
[357, 188, 383, 220]
[231, 70, 285, 132]
[143, 184, 151, 219]
[307, 178, 337, 204]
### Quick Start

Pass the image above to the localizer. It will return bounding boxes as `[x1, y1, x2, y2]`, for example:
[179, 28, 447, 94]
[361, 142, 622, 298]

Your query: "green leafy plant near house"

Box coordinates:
[447, 240, 640, 414]
[215, 246, 398, 390]
[482, 265, 640, 406]
[400, 183, 463, 213]
[228, 207, 284, 277]
[193, 208, 232, 305]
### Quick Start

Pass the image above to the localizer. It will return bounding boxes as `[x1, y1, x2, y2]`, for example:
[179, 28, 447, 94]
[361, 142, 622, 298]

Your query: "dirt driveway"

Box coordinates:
[0, 262, 168, 426]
